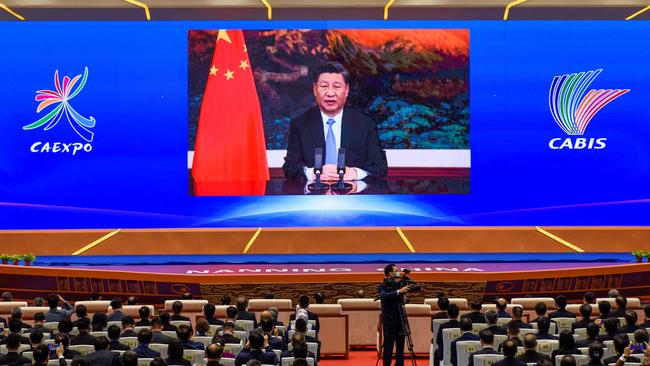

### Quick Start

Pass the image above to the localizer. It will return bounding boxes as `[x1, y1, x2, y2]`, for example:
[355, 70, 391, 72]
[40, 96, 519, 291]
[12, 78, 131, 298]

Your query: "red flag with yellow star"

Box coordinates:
[192, 30, 269, 195]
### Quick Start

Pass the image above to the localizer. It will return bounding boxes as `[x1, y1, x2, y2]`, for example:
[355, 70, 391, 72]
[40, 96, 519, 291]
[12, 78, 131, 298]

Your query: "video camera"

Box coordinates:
[384, 268, 422, 293]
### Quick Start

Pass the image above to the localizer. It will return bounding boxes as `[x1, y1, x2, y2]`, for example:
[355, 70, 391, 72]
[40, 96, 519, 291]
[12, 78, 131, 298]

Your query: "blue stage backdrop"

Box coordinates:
[1, 21, 649, 229]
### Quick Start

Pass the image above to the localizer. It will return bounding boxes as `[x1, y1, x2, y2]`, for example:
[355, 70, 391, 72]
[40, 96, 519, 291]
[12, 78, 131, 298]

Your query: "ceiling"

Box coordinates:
[0, 0, 648, 20]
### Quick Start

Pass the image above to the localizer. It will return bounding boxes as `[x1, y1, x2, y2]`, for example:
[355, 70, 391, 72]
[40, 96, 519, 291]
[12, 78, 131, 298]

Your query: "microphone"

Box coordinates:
[336, 148, 346, 190]
[314, 148, 323, 189]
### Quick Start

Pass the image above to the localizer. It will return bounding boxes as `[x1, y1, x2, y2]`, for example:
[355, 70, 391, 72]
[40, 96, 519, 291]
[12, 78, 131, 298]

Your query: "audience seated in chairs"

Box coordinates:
[512, 306, 533, 330]
[451, 317, 480, 366]
[500, 321, 523, 350]
[235, 332, 278, 366]
[536, 317, 558, 340]
[572, 305, 593, 331]
[91, 312, 108, 332]
[120, 316, 137, 338]
[468, 329, 502, 366]
[598, 302, 612, 322]
[549, 296, 576, 319]
[551, 330, 580, 360]
[57, 319, 73, 336]
[256, 317, 285, 351]
[82, 336, 121, 366]
[133, 328, 161, 358]
[151, 317, 174, 345]
[497, 298, 512, 319]
[598, 318, 620, 342]
[108, 298, 126, 322]
[486, 310, 507, 336]
[494, 339, 525, 366]
[171, 301, 190, 323]
[204, 304, 224, 326]
[121, 350, 138, 366]
[517, 333, 551, 364]
[289, 295, 320, 334]
[435, 303, 461, 366]
[0, 333, 31, 365]
[25, 328, 45, 352]
[577, 323, 601, 348]
[225, 307, 245, 331]
[236, 297, 258, 329]
[107, 324, 130, 351]
[617, 311, 641, 335]
[432, 297, 450, 320]
[177, 324, 204, 350]
[610, 296, 628, 318]
[50, 333, 81, 360]
[71, 317, 96, 346]
[281, 332, 317, 365]
[10, 307, 32, 329]
[268, 307, 285, 327]
[205, 343, 225, 366]
[464, 300, 487, 324]
[602, 333, 640, 365]
[159, 311, 178, 332]
[32, 343, 50, 366]
[135, 306, 151, 327]
[72, 304, 88, 329]
[45, 294, 74, 323]
[1, 319, 31, 345]
[212, 322, 242, 345]
[531, 302, 550, 324]
[586, 341, 605, 366]
[165, 338, 192, 366]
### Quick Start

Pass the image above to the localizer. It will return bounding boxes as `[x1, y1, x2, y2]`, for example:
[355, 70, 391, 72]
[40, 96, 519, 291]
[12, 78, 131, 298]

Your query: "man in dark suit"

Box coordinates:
[165, 339, 192, 366]
[596, 317, 619, 342]
[150, 317, 173, 345]
[379, 264, 411, 366]
[235, 332, 278, 366]
[435, 304, 462, 366]
[451, 317, 480, 366]
[235, 297, 257, 329]
[204, 304, 224, 326]
[500, 321, 523, 350]
[572, 304, 593, 331]
[282, 62, 387, 181]
[212, 322, 242, 345]
[597, 301, 612, 321]
[107, 324, 130, 351]
[120, 316, 138, 338]
[463, 300, 487, 324]
[83, 336, 121, 366]
[468, 329, 502, 366]
[576, 322, 601, 348]
[511, 307, 532, 329]
[171, 301, 191, 323]
[493, 339, 526, 366]
[71, 317, 96, 346]
[27, 313, 52, 337]
[602, 334, 641, 365]
[548, 296, 576, 319]
[0, 319, 31, 345]
[177, 324, 204, 350]
[0, 333, 31, 365]
[280, 333, 317, 365]
[135, 306, 151, 327]
[535, 317, 558, 340]
[9, 308, 32, 330]
[432, 297, 450, 320]
[72, 304, 88, 329]
[610, 296, 628, 318]
[496, 299, 511, 319]
[205, 343, 226, 366]
[255, 318, 285, 351]
[290, 295, 320, 334]
[485, 310, 507, 336]
[617, 311, 641, 334]
[530, 302, 550, 324]
[107, 297, 126, 322]
[133, 329, 161, 359]
[517, 334, 550, 364]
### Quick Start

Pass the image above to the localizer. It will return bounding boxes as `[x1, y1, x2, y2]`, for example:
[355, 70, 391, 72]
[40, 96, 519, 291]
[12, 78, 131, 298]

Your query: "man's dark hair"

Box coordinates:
[579, 304, 592, 319]
[236, 297, 248, 311]
[33, 297, 45, 307]
[139, 306, 150, 319]
[264, 292, 275, 299]
[612, 333, 630, 354]
[295, 318, 308, 333]
[293, 341, 308, 358]
[535, 302, 547, 316]
[150, 358, 166, 366]
[30, 328, 44, 344]
[55, 333, 71, 348]
[32, 344, 49, 363]
[172, 300, 183, 314]
[222, 321, 236, 331]
[168, 339, 184, 358]
[94, 336, 110, 351]
[512, 306, 523, 319]
[260, 317, 274, 333]
[313, 61, 350, 85]
[206, 343, 224, 360]
[314, 292, 325, 304]
[470, 300, 482, 311]
[558, 330, 575, 350]
[75, 304, 87, 318]
[460, 317, 473, 332]
[485, 309, 498, 325]
[138, 328, 153, 344]
[644, 304, 650, 318]
[226, 306, 238, 319]
[91, 312, 107, 331]
[588, 341, 604, 361]
[108, 324, 121, 340]
[127, 296, 138, 305]
[555, 296, 568, 309]
[438, 297, 450, 311]
[384, 264, 396, 277]
[34, 312, 45, 323]
[58, 319, 73, 334]
[90, 291, 101, 301]
[523, 333, 538, 349]
[598, 301, 611, 317]
[537, 317, 551, 333]
[47, 294, 59, 308]
[246, 361, 262, 366]
[447, 304, 460, 319]
[110, 297, 122, 310]
[291, 331, 305, 346]
[1, 291, 12, 302]
[603, 317, 619, 333]
[615, 295, 627, 308]
[150, 317, 163, 328]
[122, 316, 135, 327]
[496, 299, 507, 311]
[220, 295, 231, 305]
[10, 307, 22, 320]
[204, 303, 216, 318]
[479, 329, 494, 344]
[583, 292, 595, 304]
[633, 328, 649, 344]
[77, 316, 91, 331]
[299, 295, 310, 309]
[5, 333, 21, 350]
[624, 310, 637, 325]
[182, 292, 193, 300]
[176, 324, 192, 341]
[507, 320, 520, 333]
[121, 351, 138, 366]
[560, 355, 577, 366]
[586, 322, 600, 339]
[502, 339, 518, 357]
[248, 332, 264, 350]
[8, 319, 22, 333]
[159, 311, 171, 324]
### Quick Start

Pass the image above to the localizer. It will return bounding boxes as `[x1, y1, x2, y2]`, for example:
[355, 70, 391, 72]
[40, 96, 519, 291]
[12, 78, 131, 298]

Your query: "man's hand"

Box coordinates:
[398, 286, 410, 294]
[56, 343, 64, 358]
[623, 345, 632, 357]
[321, 164, 357, 181]
[262, 333, 269, 347]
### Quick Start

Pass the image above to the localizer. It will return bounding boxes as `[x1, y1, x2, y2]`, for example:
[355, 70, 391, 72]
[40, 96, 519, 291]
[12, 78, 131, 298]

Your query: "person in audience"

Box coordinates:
[268, 307, 285, 327]
[501, 320, 523, 349]
[235, 332, 278, 366]
[263, 292, 275, 300]
[0, 333, 31, 365]
[617, 311, 640, 334]
[171, 301, 190, 322]
[517, 333, 550, 364]
[603, 334, 640, 365]
[435, 303, 461, 366]
[512, 306, 532, 329]
[25, 312, 52, 336]
[151, 317, 173, 345]
[496, 298, 512, 319]
[632, 329, 649, 354]
[608, 289, 620, 298]
[486, 310, 507, 335]
[25, 328, 45, 352]
[0, 319, 31, 344]
[257, 317, 285, 351]
[133, 329, 161, 359]
[108, 298, 126, 322]
[451, 317, 480, 366]
[536, 317, 558, 340]
[51, 333, 81, 360]
[572, 304, 593, 331]
[610, 296, 628, 318]
[598, 318, 620, 342]
[225, 306, 245, 331]
[90, 292, 102, 301]
[107, 324, 130, 351]
[531, 302, 549, 323]
[135, 306, 151, 327]
[641, 304, 650, 328]
[584, 292, 595, 305]
[83, 336, 121, 366]
[177, 324, 204, 350]
[120, 316, 137, 338]
[493, 339, 526, 366]
[159, 311, 178, 332]
[280, 333, 316, 365]
[203, 304, 224, 326]
[290, 295, 320, 333]
[32, 344, 50, 366]
[468, 329, 502, 366]
[432, 297, 450, 320]
[598, 301, 612, 321]
[314, 292, 325, 304]
[549, 296, 575, 319]
[235, 297, 257, 328]
[552, 330, 580, 360]
[91, 312, 108, 332]
[294, 317, 320, 360]
[57, 319, 73, 336]
[45, 294, 74, 322]
[587, 341, 605, 366]
[149, 357, 167, 366]
[220, 296, 232, 306]
[577, 322, 601, 348]
[121, 350, 138, 366]
[211, 322, 242, 345]
[10, 307, 32, 329]
[354, 289, 366, 299]
[463, 300, 486, 324]
[33, 297, 45, 307]
[205, 343, 225, 366]
[72, 304, 88, 329]
[561, 354, 577, 366]
[1, 292, 12, 302]
[127, 296, 138, 306]
[71, 317, 97, 346]
[165, 339, 192, 366]
[181, 293, 193, 300]
[196, 318, 211, 337]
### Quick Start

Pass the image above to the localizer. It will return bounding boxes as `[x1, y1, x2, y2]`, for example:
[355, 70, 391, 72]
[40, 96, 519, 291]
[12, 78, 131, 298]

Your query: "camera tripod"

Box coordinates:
[375, 300, 417, 366]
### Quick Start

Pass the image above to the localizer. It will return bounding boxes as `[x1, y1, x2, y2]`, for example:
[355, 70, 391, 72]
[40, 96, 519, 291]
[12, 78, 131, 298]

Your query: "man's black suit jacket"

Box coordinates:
[450, 332, 480, 366]
[468, 346, 502, 366]
[83, 349, 121, 366]
[282, 107, 387, 180]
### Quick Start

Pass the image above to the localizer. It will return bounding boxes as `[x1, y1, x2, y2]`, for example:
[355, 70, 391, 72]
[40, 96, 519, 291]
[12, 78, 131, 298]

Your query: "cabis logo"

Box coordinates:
[22, 67, 96, 155]
[548, 69, 629, 149]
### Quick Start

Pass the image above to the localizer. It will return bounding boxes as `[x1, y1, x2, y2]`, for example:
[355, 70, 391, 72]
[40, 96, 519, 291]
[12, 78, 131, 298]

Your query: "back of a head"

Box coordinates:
[535, 302, 547, 316]
[139, 306, 150, 319]
[248, 331, 264, 350]
[34, 312, 45, 324]
[33, 297, 45, 307]
[507, 320, 520, 334]
[588, 341, 604, 361]
[293, 341, 308, 358]
[479, 329, 494, 345]
[560, 355, 577, 366]
[168, 339, 184, 358]
[295, 318, 308, 333]
[555, 295, 568, 309]
[91, 312, 107, 331]
[121, 351, 138, 366]
[537, 359, 553, 366]
[260, 317, 274, 333]
[76, 304, 88, 318]
[608, 289, 620, 298]
[512, 306, 523, 319]
[181, 292, 192, 300]
[94, 336, 110, 351]
[496, 298, 507, 311]
[603, 317, 618, 333]
[502, 339, 518, 357]
[122, 316, 135, 328]
[78, 316, 91, 331]
[291, 331, 305, 347]
[55, 333, 71, 348]
[176, 324, 191, 341]
[5, 333, 21, 350]
[624, 310, 637, 325]
[612, 333, 630, 354]
[460, 317, 473, 332]
[633, 328, 649, 344]
[598, 301, 611, 316]
[586, 322, 600, 339]
[33, 344, 49, 364]
[583, 292, 595, 304]
[206, 343, 224, 360]
[264, 292, 274, 299]
[537, 317, 551, 333]
[523, 333, 538, 349]
[246, 360, 262, 366]
[579, 304, 592, 319]
[314, 292, 325, 304]
[299, 294, 310, 309]
[204, 303, 216, 318]
[9, 318, 22, 333]
[57, 320, 73, 336]
[196, 318, 210, 335]
[268, 307, 279, 321]
[127, 296, 138, 305]
[226, 306, 238, 319]
[150, 317, 163, 329]
[1, 291, 12, 302]
[236, 297, 248, 311]
[138, 328, 153, 345]
[108, 324, 121, 340]
[30, 328, 44, 344]
[470, 300, 482, 311]
[11, 307, 22, 320]
[438, 297, 450, 311]
[159, 311, 171, 324]
[558, 330, 575, 349]
[220, 295, 231, 306]
[172, 300, 183, 314]
[90, 291, 101, 301]
[616, 295, 627, 308]
[47, 294, 59, 308]
[485, 309, 498, 325]
[110, 297, 122, 310]
[447, 303, 460, 319]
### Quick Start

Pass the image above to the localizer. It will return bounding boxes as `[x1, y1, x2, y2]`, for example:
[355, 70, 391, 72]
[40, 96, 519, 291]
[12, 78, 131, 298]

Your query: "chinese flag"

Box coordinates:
[192, 30, 269, 196]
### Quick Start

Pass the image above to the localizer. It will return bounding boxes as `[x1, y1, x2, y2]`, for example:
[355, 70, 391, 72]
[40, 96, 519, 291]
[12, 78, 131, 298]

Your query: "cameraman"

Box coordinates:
[379, 264, 412, 366]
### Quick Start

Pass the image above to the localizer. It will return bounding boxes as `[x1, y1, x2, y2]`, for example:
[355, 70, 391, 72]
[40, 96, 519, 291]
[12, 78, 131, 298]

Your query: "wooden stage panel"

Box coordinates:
[249, 227, 407, 254]
[402, 227, 571, 252]
[0, 230, 112, 255]
[81, 229, 257, 255]
[541, 227, 650, 252]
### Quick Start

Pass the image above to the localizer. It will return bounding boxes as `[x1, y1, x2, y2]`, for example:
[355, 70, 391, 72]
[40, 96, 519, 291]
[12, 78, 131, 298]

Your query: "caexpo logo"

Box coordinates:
[22, 67, 96, 155]
[548, 69, 629, 149]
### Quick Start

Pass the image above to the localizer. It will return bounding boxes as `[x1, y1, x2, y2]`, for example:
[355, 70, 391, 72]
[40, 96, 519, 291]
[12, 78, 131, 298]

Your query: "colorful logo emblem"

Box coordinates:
[548, 69, 629, 136]
[22, 67, 96, 142]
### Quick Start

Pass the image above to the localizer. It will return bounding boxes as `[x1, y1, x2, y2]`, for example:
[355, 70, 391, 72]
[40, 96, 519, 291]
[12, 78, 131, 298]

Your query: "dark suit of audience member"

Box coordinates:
[486, 325, 507, 336]
[108, 339, 130, 351]
[133, 343, 161, 358]
[152, 331, 173, 345]
[290, 295, 320, 334]
[464, 311, 487, 325]
[0, 351, 31, 366]
[107, 309, 126, 322]
[235, 348, 278, 366]
[450, 326, 480, 366]
[518, 349, 550, 364]
[165, 357, 192, 366]
[83, 337, 121, 366]
[135, 318, 150, 327]
[468, 346, 502, 366]
[206, 317, 224, 326]
[435, 304, 462, 366]
[71, 331, 97, 346]
[548, 309, 577, 318]
[494, 341, 526, 366]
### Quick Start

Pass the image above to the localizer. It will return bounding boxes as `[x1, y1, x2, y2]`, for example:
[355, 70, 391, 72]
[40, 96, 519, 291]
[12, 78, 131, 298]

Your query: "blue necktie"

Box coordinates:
[325, 118, 337, 164]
